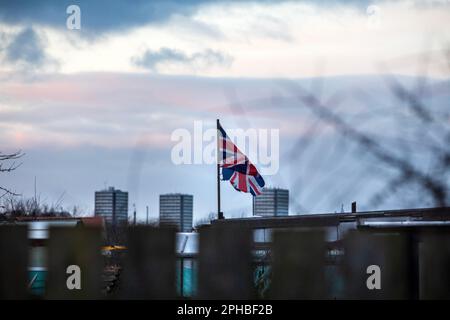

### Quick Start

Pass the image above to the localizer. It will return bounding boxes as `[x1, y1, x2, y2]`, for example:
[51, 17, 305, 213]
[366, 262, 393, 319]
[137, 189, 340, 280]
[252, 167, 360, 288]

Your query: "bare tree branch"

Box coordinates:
[0, 150, 24, 200]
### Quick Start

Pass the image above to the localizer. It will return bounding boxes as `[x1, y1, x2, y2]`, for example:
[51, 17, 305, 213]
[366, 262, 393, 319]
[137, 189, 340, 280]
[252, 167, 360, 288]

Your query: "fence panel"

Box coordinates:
[197, 225, 254, 299]
[419, 229, 450, 299]
[0, 225, 28, 299]
[2, 223, 450, 299]
[268, 229, 327, 299]
[46, 226, 102, 299]
[119, 226, 176, 299]
[343, 230, 411, 299]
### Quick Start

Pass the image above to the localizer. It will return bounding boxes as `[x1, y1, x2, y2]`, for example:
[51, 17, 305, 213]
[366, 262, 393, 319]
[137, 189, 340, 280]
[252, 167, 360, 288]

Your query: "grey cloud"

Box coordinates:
[0, 0, 381, 36]
[132, 47, 233, 71]
[0, 0, 217, 34]
[4, 27, 48, 67]
[167, 15, 225, 40]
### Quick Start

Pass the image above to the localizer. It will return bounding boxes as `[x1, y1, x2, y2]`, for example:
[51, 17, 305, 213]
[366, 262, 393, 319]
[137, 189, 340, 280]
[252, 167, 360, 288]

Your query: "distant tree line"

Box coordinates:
[0, 195, 75, 221]
[0, 150, 83, 220]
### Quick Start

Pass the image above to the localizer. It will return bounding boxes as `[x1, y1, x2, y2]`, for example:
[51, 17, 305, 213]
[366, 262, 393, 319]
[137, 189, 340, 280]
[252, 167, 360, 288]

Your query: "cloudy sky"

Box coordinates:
[0, 0, 449, 221]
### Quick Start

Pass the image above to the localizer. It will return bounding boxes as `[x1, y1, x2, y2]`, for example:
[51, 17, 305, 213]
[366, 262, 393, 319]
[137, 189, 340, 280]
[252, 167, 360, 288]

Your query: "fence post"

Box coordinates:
[197, 225, 254, 299]
[45, 226, 102, 299]
[119, 226, 176, 299]
[0, 225, 29, 299]
[343, 230, 410, 299]
[419, 229, 450, 299]
[269, 229, 327, 299]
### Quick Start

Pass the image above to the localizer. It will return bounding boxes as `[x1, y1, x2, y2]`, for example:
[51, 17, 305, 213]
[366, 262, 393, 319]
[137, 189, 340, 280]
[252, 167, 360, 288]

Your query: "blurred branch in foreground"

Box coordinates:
[280, 70, 449, 208]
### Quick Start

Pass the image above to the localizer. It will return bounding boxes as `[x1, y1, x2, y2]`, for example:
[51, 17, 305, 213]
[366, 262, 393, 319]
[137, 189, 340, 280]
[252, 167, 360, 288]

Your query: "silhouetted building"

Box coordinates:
[253, 188, 289, 216]
[95, 187, 128, 225]
[159, 194, 193, 232]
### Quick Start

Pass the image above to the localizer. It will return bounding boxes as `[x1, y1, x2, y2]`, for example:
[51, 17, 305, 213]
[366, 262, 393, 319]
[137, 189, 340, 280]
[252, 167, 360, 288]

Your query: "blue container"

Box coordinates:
[28, 268, 47, 296]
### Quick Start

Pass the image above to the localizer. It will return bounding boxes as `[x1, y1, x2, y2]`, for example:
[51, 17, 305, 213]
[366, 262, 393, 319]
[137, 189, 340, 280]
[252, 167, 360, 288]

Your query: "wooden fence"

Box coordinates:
[0, 224, 449, 299]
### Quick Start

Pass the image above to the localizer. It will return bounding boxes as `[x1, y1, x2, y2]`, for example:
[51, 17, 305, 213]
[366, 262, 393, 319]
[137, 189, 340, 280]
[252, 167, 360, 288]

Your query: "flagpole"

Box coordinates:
[216, 119, 222, 219]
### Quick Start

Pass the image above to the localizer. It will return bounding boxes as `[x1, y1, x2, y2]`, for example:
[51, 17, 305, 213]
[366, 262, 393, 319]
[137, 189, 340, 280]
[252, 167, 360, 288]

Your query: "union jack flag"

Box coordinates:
[218, 122, 265, 196]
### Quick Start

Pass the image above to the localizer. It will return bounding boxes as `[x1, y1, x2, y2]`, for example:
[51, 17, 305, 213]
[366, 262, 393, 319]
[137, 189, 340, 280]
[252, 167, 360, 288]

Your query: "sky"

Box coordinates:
[0, 0, 449, 222]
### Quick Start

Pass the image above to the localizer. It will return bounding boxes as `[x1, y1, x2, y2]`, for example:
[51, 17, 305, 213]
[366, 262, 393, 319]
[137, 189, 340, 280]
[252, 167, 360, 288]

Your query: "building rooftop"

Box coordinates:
[213, 207, 450, 229]
[97, 186, 126, 192]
